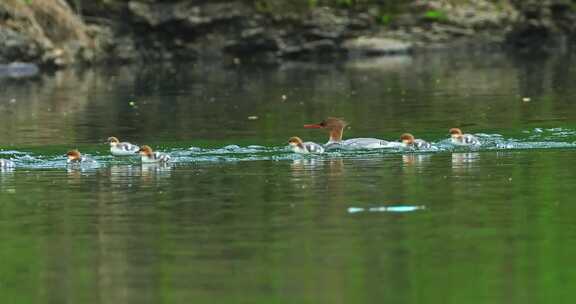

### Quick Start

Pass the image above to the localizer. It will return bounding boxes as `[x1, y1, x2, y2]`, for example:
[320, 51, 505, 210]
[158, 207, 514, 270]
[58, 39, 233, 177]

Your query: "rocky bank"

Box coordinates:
[1, 0, 575, 68]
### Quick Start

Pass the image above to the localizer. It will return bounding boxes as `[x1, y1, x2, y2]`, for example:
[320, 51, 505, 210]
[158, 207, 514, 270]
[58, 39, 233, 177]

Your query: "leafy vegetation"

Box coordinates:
[423, 9, 448, 22]
[378, 13, 393, 26]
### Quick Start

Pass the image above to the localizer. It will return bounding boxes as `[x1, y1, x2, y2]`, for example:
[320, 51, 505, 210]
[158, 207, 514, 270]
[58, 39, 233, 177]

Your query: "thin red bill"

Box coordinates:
[303, 124, 323, 129]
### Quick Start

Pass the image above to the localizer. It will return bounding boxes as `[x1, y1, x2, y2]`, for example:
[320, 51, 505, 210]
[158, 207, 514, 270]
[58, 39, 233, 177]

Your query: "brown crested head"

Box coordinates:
[304, 117, 347, 130]
[323, 117, 347, 129]
[288, 136, 304, 146]
[107, 136, 119, 144]
[400, 133, 415, 144]
[449, 128, 463, 137]
[66, 149, 81, 161]
[138, 145, 154, 156]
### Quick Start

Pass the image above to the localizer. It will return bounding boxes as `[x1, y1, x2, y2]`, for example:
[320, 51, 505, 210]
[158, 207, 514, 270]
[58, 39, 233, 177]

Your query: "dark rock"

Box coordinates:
[4, 0, 576, 65]
[301, 7, 348, 37]
[0, 28, 42, 63]
[433, 24, 475, 37]
[128, 1, 252, 28]
[347, 13, 374, 30]
[505, 0, 575, 51]
[225, 28, 279, 54]
[110, 36, 140, 62]
[307, 28, 342, 40]
[506, 21, 557, 49]
[280, 39, 338, 58]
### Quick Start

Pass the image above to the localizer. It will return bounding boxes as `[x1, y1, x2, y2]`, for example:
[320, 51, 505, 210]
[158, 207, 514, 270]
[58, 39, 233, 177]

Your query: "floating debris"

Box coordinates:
[347, 205, 426, 214]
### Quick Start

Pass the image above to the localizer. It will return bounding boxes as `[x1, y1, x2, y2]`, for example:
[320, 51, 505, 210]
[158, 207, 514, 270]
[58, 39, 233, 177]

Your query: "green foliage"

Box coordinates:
[336, 0, 354, 7]
[423, 9, 448, 22]
[308, 0, 318, 8]
[253, 0, 268, 12]
[378, 13, 392, 26]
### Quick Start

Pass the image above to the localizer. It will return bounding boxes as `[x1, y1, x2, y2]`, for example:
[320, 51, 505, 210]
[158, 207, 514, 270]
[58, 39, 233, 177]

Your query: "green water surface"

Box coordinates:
[1, 51, 576, 303]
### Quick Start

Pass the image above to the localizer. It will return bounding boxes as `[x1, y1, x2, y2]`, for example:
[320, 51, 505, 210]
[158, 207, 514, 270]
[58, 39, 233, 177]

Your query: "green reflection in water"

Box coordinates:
[1, 51, 576, 303]
[1, 151, 576, 303]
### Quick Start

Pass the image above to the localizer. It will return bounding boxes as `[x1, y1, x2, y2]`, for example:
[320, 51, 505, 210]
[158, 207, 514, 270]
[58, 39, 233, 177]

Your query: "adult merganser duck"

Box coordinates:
[449, 128, 480, 146]
[137, 145, 171, 163]
[400, 133, 432, 149]
[108, 136, 139, 156]
[66, 149, 90, 163]
[304, 117, 392, 150]
[288, 136, 325, 154]
[0, 159, 14, 168]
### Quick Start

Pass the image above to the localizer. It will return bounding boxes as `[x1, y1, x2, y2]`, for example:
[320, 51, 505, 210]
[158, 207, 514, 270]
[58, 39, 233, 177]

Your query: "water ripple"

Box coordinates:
[2, 130, 576, 169]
